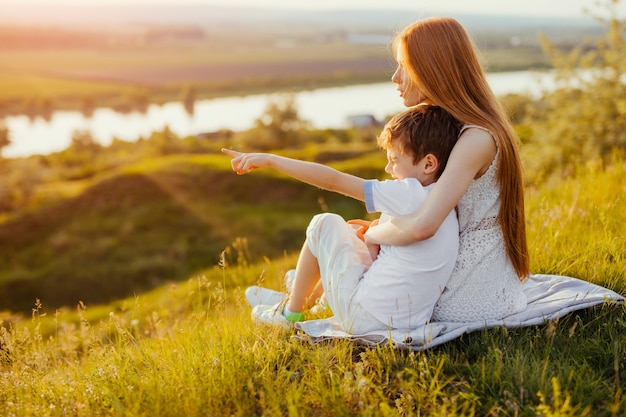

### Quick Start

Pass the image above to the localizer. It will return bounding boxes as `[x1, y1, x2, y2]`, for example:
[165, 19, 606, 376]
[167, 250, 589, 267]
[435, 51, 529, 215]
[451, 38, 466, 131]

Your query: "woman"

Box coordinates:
[364, 16, 529, 322]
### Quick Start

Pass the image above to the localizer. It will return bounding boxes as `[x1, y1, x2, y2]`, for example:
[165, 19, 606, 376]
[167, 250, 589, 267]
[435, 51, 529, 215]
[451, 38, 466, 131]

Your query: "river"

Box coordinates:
[3, 70, 555, 158]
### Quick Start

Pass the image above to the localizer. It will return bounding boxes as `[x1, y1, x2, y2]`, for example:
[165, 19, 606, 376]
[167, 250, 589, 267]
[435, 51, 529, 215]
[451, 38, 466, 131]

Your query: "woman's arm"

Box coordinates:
[222, 148, 366, 201]
[365, 128, 496, 245]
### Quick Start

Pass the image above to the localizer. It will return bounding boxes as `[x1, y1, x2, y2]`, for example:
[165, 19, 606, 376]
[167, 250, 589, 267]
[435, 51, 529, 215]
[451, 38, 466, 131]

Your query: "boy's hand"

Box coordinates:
[221, 148, 271, 175]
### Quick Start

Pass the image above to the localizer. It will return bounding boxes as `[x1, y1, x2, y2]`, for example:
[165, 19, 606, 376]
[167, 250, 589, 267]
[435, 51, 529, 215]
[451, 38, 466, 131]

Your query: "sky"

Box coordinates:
[4, 0, 626, 18]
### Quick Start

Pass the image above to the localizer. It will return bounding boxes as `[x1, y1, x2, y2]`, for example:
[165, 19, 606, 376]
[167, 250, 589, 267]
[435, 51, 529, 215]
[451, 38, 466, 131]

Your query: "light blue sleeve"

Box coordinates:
[364, 180, 376, 213]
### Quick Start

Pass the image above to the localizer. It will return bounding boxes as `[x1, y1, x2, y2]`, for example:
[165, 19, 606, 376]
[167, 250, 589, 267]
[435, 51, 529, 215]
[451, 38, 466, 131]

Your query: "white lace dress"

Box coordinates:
[432, 127, 527, 322]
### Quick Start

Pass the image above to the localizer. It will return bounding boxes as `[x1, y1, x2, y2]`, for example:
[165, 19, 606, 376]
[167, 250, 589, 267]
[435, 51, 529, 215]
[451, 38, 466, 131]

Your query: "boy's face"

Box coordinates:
[384, 147, 430, 184]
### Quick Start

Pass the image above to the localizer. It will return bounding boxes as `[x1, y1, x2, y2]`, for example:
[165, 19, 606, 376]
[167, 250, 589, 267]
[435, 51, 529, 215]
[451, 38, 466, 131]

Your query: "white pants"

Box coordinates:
[306, 213, 388, 334]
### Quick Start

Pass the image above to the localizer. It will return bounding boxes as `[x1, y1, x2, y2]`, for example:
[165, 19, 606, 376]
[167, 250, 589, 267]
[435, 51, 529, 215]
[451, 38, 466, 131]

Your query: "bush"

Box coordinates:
[522, 2, 626, 181]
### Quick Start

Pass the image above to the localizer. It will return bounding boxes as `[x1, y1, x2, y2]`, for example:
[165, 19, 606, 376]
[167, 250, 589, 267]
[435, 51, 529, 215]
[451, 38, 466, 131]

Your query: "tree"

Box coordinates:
[524, 0, 626, 178]
[252, 93, 310, 149]
[70, 130, 101, 153]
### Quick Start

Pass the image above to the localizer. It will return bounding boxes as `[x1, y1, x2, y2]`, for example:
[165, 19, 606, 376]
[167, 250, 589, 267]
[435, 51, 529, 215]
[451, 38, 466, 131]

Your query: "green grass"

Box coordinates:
[526, 161, 626, 291]
[0, 155, 624, 416]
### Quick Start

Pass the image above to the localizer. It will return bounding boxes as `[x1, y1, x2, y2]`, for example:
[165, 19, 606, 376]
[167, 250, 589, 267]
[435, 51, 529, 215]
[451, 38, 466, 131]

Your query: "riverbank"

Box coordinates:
[3, 70, 555, 158]
[0, 71, 391, 119]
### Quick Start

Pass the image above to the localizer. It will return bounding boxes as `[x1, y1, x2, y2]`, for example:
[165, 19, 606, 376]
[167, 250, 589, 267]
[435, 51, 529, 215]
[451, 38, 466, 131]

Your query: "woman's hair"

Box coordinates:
[394, 17, 529, 279]
[377, 104, 462, 179]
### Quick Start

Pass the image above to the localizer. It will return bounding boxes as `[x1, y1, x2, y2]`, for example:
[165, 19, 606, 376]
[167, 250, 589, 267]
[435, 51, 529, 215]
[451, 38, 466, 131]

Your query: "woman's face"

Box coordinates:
[391, 46, 424, 107]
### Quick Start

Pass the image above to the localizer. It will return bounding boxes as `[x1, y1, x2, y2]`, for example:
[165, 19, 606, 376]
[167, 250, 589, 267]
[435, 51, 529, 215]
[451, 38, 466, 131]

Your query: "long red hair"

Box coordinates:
[394, 17, 529, 280]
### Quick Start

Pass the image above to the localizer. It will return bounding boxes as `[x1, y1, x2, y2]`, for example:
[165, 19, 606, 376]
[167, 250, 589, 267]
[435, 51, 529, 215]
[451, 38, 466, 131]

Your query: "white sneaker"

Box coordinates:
[310, 294, 328, 315]
[245, 286, 286, 307]
[244, 270, 295, 307]
[284, 269, 296, 292]
[251, 302, 304, 326]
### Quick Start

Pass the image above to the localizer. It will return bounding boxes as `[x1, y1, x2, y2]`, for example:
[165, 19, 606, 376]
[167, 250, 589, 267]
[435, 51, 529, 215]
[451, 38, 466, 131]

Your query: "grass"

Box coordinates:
[0, 156, 624, 416]
[526, 160, 626, 290]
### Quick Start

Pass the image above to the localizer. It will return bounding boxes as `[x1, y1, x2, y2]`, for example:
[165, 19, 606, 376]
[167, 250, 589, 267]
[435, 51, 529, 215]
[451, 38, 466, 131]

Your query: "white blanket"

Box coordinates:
[295, 274, 624, 350]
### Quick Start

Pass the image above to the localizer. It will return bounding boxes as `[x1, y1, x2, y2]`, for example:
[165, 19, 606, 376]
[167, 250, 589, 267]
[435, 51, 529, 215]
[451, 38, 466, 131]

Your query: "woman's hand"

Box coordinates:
[347, 218, 380, 241]
[221, 148, 273, 175]
[349, 219, 381, 261]
[347, 219, 371, 241]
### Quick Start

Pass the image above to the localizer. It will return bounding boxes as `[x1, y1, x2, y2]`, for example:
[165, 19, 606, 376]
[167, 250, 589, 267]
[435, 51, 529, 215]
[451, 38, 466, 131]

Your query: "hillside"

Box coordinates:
[0, 152, 381, 313]
[0, 156, 623, 416]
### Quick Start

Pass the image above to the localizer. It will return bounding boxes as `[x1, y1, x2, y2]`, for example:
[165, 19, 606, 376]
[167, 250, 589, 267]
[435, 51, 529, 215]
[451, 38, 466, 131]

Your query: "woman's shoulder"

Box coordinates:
[460, 124, 494, 141]
[461, 124, 490, 132]
[453, 125, 497, 177]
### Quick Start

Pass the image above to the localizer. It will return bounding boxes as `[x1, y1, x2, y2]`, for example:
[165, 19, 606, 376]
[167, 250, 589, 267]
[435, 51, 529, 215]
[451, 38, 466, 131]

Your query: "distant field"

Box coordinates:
[0, 42, 390, 94]
[0, 37, 549, 117]
[0, 40, 399, 117]
[23, 56, 392, 88]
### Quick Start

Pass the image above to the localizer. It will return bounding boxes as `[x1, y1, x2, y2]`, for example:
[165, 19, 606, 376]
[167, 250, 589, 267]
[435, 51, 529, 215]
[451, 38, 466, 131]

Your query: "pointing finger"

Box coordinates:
[221, 148, 242, 157]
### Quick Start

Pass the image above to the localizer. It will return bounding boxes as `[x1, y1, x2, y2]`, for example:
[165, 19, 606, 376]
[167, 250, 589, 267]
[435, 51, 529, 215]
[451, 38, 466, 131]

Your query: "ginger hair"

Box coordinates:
[394, 17, 529, 279]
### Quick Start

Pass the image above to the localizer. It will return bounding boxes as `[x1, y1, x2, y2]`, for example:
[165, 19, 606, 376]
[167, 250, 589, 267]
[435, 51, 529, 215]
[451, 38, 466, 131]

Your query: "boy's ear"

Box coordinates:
[423, 153, 439, 175]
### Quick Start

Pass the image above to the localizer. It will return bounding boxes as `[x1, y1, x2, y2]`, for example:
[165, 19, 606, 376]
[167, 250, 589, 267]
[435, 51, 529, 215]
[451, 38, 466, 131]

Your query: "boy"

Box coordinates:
[222, 104, 460, 333]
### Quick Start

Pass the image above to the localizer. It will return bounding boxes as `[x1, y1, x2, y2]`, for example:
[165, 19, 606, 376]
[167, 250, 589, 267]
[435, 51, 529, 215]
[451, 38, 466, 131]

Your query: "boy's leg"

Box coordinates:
[286, 242, 320, 314]
[252, 213, 371, 326]
[304, 213, 372, 328]
[251, 227, 325, 324]
[306, 281, 325, 310]
[285, 269, 325, 310]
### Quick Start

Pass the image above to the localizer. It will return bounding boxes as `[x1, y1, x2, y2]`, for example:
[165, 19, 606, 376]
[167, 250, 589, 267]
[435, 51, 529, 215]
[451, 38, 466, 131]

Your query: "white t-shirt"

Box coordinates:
[353, 178, 459, 329]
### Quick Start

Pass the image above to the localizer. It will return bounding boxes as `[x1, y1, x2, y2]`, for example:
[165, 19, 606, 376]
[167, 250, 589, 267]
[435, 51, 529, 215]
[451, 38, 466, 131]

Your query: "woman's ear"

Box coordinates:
[423, 153, 439, 175]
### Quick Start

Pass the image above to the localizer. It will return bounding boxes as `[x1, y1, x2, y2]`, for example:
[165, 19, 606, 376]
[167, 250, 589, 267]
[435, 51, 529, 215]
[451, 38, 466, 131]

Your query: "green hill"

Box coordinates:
[0, 152, 381, 312]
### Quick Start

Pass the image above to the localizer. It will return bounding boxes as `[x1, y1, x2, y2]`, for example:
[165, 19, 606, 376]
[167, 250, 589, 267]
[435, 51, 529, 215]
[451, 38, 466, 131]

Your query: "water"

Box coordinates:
[3, 70, 554, 158]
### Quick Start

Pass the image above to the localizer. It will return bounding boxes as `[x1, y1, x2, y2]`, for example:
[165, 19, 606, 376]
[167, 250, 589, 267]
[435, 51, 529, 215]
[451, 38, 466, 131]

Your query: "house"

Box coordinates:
[346, 114, 380, 128]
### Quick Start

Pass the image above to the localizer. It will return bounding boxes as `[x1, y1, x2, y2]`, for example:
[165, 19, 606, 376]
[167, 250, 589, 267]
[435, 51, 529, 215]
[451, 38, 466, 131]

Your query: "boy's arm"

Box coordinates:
[222, 148, 365, 201]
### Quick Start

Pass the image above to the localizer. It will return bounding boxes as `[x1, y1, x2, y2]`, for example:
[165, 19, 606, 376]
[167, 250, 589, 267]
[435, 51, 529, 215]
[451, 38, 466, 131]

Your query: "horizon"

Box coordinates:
[2, 0, 626, 19]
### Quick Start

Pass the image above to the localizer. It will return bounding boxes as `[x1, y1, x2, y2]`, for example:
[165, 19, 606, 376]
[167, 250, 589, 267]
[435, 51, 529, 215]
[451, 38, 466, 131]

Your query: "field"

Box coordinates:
[0, 153, 624, 416]
[0, 7, 623, 415]
[0, 25, 395, 118]
[0, 44, 393, 92]
[0, 20, 551, 118]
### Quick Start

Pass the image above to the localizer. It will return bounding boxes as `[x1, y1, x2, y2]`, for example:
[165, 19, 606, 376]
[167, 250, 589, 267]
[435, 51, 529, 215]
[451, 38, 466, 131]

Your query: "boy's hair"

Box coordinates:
[377, 104, 462, 179]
